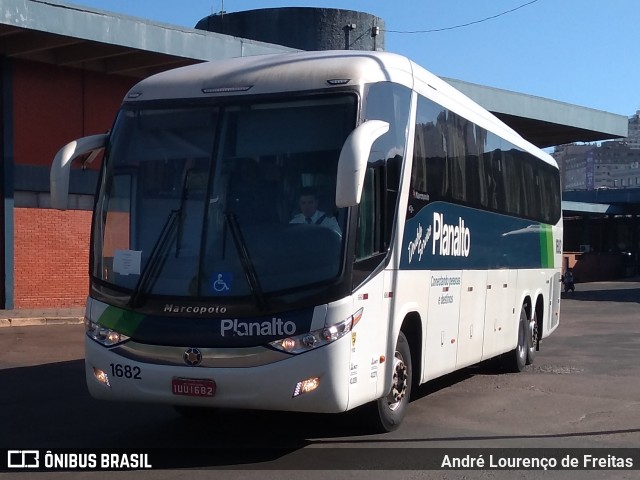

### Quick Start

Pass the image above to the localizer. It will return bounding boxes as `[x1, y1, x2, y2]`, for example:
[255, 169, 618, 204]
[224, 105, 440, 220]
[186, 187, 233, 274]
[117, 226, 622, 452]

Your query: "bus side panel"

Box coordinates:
[515, 268, 544, 321]
[422, 270, 461, 382]
[387, 270, 428, 385]
[456, 270, 488, 369]
[548, 222, 563, 337]
[482, 269, 518, 361]
[547, 271, 562, 337]
[347, 271, 390, 410]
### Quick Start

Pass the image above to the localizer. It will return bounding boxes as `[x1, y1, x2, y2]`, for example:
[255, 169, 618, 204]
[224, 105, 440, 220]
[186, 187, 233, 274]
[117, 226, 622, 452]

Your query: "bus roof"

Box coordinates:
[124, 50, 557, 169]
[125, 50, 413, 101]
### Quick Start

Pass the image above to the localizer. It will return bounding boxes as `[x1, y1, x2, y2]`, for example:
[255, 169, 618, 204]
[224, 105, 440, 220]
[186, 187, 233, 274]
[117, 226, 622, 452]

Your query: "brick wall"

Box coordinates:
[9, 60, 135, 309]
[14, 208, 92, 308]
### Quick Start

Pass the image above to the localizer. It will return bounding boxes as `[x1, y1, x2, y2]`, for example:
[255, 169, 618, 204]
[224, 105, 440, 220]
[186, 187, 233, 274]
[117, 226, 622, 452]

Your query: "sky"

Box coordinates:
[66, 0, 638, 117]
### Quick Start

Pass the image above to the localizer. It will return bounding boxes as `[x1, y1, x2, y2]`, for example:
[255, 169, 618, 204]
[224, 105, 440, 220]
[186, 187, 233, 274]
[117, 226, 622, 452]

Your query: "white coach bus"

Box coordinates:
[51, 51, 562, 432]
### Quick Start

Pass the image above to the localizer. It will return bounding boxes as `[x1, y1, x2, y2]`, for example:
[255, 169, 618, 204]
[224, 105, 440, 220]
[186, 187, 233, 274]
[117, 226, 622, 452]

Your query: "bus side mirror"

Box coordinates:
[50, 134, 108, 210]
[336, 120, 389, 208]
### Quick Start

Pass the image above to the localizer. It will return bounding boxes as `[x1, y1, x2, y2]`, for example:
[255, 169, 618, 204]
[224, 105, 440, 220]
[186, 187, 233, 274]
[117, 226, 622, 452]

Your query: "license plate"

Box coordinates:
[172, 378, 216, 397]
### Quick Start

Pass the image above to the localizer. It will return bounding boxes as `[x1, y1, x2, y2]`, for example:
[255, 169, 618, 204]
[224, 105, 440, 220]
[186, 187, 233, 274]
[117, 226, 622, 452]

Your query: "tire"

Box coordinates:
[504, 305, 528, 372]
[362, 331, 412, 433]
[526, 310, 538, 365]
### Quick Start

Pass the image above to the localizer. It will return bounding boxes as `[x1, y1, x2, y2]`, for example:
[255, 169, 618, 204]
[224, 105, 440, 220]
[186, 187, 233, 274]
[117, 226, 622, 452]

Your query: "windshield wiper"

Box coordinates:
[129, 210, 179, 308]
[224, 212, 267, 311]
[131, 167, 196, 307]
[175, 168, 195, 258]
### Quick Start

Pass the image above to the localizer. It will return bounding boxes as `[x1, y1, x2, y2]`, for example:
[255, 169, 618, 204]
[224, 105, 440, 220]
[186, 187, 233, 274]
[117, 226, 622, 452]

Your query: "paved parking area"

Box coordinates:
[0, 280, 638, 478]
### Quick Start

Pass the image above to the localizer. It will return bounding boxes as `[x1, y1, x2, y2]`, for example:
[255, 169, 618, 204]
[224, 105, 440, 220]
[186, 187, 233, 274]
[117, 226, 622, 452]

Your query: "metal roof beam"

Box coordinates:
[52, 43, 133, 66]
[101, 52, 199, 75]
[0, 31, 82, 56]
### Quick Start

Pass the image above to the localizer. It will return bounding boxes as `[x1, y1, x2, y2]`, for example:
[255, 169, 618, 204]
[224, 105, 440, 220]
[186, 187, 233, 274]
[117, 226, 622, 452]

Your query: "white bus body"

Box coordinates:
[52, 51, 562, 432]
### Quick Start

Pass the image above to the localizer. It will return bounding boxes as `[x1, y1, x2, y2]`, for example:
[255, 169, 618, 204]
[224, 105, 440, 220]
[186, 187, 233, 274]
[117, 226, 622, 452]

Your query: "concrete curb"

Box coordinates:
[0, 317, 84, 328]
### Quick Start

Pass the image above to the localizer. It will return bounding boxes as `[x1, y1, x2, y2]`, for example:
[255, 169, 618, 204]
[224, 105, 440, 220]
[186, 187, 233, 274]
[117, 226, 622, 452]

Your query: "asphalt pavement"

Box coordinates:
[0, 279, 639, 479]
[0, 307, 84, 327]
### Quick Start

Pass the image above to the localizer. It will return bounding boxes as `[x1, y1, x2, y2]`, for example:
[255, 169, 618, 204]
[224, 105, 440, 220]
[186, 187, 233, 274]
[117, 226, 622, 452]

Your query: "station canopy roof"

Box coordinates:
[562, 189, 640, 216]
[0, 0, 629, 149]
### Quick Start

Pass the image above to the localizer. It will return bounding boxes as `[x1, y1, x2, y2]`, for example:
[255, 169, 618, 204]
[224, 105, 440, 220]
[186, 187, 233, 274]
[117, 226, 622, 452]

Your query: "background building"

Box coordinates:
[628, 110, 640, 149]
[555, 113, 640, 191]
[556, 113, 640, 281]
[553, 144, 593, 190]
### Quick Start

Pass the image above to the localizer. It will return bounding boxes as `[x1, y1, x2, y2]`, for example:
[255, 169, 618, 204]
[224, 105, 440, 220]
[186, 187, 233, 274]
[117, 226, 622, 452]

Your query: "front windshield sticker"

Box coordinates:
[211, 272, 232, 295]
[113, 250, 142, 276]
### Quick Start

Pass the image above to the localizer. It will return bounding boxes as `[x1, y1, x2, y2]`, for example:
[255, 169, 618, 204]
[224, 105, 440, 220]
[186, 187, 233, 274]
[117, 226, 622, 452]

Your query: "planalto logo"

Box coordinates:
[432, 212, 471, 257]
[220, 318, 296, 337]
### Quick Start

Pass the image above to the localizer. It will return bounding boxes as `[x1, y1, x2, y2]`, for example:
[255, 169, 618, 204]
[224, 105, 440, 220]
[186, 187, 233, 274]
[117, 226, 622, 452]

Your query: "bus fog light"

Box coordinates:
[301, 334, 316, 347]
[269, 308, 363, 355]
[293, 377, 320, 397]
[281, 338, 296, 352]
[93, 367, 111, 387]
[106, 331, 122, 344]
[85, 318, 130, 347]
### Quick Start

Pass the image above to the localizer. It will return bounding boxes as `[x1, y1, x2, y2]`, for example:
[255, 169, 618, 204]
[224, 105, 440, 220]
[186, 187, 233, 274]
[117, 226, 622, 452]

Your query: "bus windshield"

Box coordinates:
[92, 94, 357, 303]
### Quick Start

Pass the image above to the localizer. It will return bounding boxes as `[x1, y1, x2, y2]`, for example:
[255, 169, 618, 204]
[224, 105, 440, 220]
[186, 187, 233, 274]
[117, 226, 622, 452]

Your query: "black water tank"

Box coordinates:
[195, 7, 385, 52]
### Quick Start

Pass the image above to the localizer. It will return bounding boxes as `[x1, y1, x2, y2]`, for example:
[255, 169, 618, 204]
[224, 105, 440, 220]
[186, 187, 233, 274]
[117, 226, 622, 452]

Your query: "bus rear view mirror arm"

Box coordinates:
[50, 133, 108, 210]
[336, 120, 389, 208]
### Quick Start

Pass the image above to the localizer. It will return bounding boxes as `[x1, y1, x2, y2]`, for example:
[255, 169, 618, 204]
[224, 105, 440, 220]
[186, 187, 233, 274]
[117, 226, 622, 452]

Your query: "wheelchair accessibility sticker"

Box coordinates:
[211, 272, 232, 295]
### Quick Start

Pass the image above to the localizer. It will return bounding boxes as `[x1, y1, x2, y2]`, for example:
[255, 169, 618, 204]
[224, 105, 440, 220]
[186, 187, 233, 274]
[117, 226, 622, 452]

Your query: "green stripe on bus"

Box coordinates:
[539, 226, 554, 268]
[98, 305, 145, 337]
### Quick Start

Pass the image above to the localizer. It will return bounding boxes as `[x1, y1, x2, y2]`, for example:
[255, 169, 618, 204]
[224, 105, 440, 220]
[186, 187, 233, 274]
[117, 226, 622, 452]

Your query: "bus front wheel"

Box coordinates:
[364, 331, 412, 433]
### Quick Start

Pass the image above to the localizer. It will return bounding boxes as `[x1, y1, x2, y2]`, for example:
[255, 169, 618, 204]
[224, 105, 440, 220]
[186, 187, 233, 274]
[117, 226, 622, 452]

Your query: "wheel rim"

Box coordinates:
[529, 317, 538, 350]
[386, 351, 408, 411]
[517, 315, 527, 362]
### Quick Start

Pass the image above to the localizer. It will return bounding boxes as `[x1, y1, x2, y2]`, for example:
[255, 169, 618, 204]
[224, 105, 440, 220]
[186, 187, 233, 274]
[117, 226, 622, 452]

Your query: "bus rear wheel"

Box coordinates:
[526, 311, 538, 365]
[364, 331, 412, 433]
[504, 305, 528, 373]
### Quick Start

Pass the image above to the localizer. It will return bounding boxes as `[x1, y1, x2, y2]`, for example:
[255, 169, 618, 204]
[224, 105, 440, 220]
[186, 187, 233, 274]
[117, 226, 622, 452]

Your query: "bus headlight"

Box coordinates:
[269, 308, 363, 354]
[85, 318, 130, 347]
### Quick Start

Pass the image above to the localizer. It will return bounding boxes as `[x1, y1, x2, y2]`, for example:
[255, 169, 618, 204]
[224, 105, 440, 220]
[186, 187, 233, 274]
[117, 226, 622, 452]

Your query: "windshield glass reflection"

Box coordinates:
[93, 95, 356, 301]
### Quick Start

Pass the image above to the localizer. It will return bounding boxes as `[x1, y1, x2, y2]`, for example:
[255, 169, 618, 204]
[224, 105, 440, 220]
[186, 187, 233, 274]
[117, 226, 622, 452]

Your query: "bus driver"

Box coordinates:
[290, 186, 341, 235]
